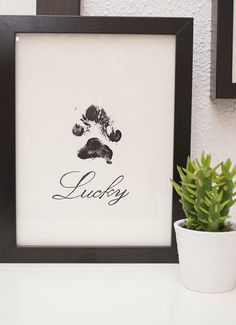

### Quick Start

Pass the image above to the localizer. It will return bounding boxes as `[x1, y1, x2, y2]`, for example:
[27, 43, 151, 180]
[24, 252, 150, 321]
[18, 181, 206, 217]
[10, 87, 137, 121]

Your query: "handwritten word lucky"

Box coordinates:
[52, 171, 129, 206]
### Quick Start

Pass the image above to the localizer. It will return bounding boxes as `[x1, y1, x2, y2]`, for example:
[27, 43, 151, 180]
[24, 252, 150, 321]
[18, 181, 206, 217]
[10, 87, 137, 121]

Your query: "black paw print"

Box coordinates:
[78, 138, 113, 165]
[73, 105, 122, 164]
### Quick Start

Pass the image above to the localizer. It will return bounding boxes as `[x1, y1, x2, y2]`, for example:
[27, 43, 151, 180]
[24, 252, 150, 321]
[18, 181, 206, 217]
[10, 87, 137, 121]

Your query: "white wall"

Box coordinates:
[0, 0, 35, 14]
[1, 0, 236, 218]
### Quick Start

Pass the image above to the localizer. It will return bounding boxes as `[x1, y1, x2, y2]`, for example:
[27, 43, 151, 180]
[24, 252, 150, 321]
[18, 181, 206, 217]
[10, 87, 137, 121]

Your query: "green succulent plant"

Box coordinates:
[171, 152, 236, 232]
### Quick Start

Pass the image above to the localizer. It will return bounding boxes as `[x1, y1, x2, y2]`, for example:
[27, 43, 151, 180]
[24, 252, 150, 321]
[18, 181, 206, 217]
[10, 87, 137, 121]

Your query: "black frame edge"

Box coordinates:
[214, 0, 236, 98]
[0, 19, 16, 261]
[171, 19, 193, 254]
[37, 0, 81, 15]
[2, 247, 178, 263]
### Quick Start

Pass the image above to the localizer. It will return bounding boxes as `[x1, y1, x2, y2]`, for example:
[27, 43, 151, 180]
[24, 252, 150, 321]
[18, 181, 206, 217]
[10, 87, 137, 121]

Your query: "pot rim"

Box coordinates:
[174, 219, 236, 235]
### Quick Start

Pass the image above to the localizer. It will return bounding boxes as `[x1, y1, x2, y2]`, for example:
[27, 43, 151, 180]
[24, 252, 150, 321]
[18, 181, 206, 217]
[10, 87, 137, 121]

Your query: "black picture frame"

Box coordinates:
[212, 0, 236, 98]
[37, 0, 81, 15]
[0, 16, 193, 263]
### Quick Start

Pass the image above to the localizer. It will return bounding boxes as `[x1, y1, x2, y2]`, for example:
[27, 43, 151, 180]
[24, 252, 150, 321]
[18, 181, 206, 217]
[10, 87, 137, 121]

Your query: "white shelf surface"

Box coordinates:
[0, 264, 236, 325]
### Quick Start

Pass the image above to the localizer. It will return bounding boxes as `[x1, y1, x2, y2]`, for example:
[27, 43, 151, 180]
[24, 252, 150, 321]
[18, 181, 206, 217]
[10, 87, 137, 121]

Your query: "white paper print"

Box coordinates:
[16, 33, 176, 246]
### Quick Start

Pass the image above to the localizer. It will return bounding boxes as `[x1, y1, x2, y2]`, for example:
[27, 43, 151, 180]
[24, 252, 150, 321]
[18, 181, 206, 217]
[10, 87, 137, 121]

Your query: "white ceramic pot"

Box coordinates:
[174, 219, 236, 293]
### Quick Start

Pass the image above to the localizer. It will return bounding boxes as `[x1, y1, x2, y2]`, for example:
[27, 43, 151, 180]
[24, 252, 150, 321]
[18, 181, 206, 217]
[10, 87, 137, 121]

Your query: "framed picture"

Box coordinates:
[212, 0, 236, 98]
[0, 16, 193, 262]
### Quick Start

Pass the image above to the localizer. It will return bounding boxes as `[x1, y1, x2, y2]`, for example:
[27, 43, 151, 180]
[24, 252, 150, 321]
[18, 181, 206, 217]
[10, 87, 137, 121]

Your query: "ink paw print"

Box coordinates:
[73, 105, 122, 164]
[78, 138, 113, 165]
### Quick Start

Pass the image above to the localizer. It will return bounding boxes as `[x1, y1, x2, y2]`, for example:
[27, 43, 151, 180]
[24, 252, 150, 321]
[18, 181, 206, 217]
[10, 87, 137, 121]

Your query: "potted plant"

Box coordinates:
[171, 152, 236, 293]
